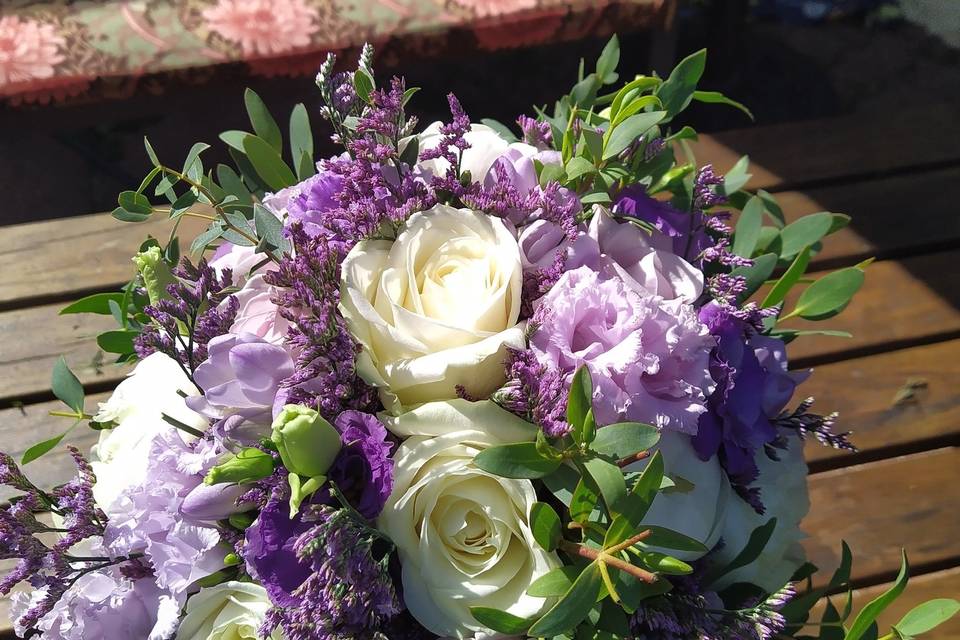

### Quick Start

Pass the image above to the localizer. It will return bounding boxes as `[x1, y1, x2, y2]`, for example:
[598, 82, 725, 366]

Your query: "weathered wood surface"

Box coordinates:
[804, 447, 960, 590]
[803, 339, 960, 469]
[2, 106, 959, 637]
[689, 102, 960, 192]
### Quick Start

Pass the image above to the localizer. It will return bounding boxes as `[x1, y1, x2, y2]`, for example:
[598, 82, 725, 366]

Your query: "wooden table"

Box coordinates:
[1, 104, 958, 637]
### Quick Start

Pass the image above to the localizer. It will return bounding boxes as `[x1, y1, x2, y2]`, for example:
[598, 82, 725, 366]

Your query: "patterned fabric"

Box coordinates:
[0, 0, 668, 105]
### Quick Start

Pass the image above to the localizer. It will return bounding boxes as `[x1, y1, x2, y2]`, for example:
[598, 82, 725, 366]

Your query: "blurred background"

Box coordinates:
[0, 0, 957, 226]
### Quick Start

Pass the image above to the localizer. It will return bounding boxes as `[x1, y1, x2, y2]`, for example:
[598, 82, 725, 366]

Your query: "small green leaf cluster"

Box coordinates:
[784, 544, 959, 640]
[469, 366, 708, 638]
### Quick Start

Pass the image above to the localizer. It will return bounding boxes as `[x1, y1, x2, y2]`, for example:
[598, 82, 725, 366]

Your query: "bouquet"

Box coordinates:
[2, 37, 957, 640]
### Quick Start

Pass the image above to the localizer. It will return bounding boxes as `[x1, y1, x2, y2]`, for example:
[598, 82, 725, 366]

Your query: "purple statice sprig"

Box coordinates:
[264, 223, 378, 421]
[0, 448, 146, 634]
[493, 347, 571, 438]
[776, 397, 856, 452]
[260, 505, 401, 640]
[420, 93, 478, 202]
[135, 257, 238, 388]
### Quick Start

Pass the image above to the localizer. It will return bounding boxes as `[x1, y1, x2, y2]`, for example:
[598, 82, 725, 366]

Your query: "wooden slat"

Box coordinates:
[782, 249, 960, 365]
[0, 304, 131, 404]
[689, 102, 960, 192]
[0, 214, 206, 310]
[803, 340, 960, 467]
[0, 396, 106, 503]
[781, 166, 960, 269]
[807, 566, 960, 639]
[804, 447, 960, 589]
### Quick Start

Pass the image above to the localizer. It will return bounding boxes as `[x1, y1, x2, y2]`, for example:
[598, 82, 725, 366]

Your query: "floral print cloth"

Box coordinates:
[0, 0, 668, 105]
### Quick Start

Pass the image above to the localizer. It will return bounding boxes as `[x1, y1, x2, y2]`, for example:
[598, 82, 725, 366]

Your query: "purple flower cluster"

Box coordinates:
[693, 303, 807, 510]
[0, 449, 146, 635]
[135, 258, 238, 385]
[518, 114, 553, 149]
[494, 347, 571, 437]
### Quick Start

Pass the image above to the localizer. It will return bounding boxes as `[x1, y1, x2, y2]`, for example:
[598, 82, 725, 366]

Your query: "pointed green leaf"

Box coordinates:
[289, 103, 314, 179]
[779, 212, 835, 258]
[528, 564, 603, 637]
[182, 142, 210, 176]
[470, 607, 532, 635]
[243, 134, 297, 191]
[731, 252, 778, 302]
[596, 34, 621, 83]
[845, 550, 910, 640]
[893, 599, 960, 637]
[603, 111, 667, 160]
[762, 246, 812, 308]
[527, 566, 582, 597]
[22, 421, 81, 465]
[51, 356, 84, 413]
[473, 443, 561, 479]
[480, 118, 518, 143]
[704, 518, 777, 585]
[732, 196, 765, 258]
[581, 456, 627, 514]
[567, 366, 593, 438]
[60, 293, 124, 316]
[656, 49, 707, 118]
[590, 422, 660, 461]
[692, 90, 754, 120]
[244, 89, 282, 152]
[529, 502, 562, 552]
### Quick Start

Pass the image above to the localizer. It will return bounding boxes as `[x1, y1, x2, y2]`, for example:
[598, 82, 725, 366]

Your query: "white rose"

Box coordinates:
[712, 435, 809, 592]
[379, 426, 561, 639]
[340, 204, 525, 411]
[418, 122, 509, 181]
[91, 352, 208, 510]
[625, 431, 732, 561]
[381, 398, 537, 442]
[175, 581, 279, 640]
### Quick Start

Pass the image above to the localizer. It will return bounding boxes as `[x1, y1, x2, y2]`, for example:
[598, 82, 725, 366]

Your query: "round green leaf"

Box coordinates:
[529, 502, 562, 552]
[473, 443, 561, 479]
[894, 598, 960, 637]
[792, 267, 865, 321]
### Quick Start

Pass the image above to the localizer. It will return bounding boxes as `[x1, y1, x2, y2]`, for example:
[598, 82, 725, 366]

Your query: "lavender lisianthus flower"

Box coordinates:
[330, 411, 394, 520]
[10, 568, 175, 640]
[186, 332, 295, 444]
[262, 170, 344, 238]
[103, 430, 227, 601]
[568, 205, 704, 304]
[692, 303, 808, 500]
[530, 266, 715, 432]
[613, 184, 709, 261]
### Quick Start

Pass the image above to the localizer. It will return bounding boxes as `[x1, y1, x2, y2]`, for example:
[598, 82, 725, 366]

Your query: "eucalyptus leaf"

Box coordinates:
[219, 130, 250, 153]
[289, 103, 314, 179]
[181, 142, 210, 176]
[779, 212, 835, 258]
[762, 246, 812, 308]
[590, 422, 659, 461]
[60, 292, 124, 316]
[892, 598, 960, 638]
[789, 267, 865, 321]
[96, 330, 137, 355]
[720, 155, 752, 196]
[731, 252, 778, 302]
[22, 421, 80, 465]
[243, 134, 297, 191]
[732, 196, 764, 258]
[244, 89, 283, 152]
[51, 356, 84, 413]
[144, 136, 160, 166]
[118, 190, 153, 215]
[254, 203, 287, 254]
[216, 164, 253, 205]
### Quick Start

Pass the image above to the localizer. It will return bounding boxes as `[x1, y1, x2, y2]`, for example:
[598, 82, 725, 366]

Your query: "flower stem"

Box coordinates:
[558, 539, 658, 584]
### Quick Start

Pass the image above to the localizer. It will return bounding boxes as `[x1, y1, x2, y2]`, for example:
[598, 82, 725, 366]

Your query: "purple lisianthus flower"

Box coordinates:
[518, 219, 568, 271]
[186, 332, 294, 444]
[530, 265, 716, 432]
[103, 430, 227, 602]
[613, 184, 710, 261]
[330, 411, 394, 520]
[568, 206, 704, 304]
[243, 473, 314, 609]
[693, 303, 808, 496]
[261, 169, 344, 239]
[10, 568, 175, 640]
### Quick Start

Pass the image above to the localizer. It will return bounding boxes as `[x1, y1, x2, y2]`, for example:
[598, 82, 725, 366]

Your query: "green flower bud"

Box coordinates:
[204, 448, 274, 486]
[132, 246, 175, 306]
[271, 405, 342, 478]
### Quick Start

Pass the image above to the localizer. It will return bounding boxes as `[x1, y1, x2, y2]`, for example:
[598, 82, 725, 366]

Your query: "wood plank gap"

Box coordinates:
[761, 157, 960, 196]
[808, 431, 960, 475]
[0, 284, 124, 315]
[790, 329, 960, 371]
[822, 555, 960, 597]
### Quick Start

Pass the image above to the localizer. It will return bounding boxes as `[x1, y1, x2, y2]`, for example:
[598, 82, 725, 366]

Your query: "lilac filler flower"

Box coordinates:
[530, 266, 716, 432]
